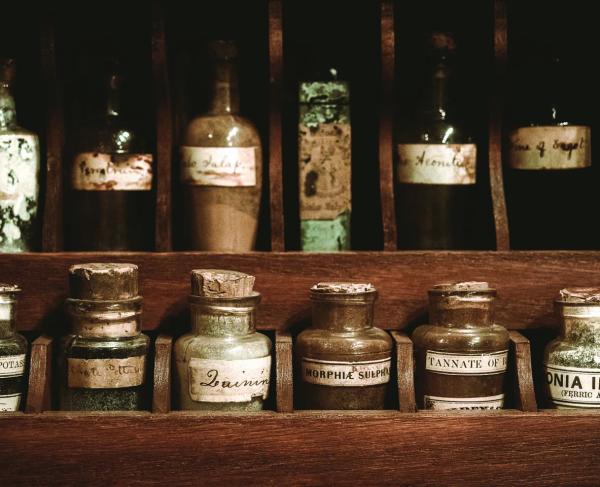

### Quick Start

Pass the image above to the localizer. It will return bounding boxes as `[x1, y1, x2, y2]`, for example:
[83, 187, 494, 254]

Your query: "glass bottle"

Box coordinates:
[68, 64, 154, 250]
[296, 283, 392, 410]
[544, 288, 600, 409]
[0, 284, 27, 412]
[395, 33, 476, 250]
[0, 58, 40, 252]
[180, 41, 262, 251]
[412, 282, 509, 410]
[506, 50, 592, 249]
[174, 270, 272, 411]
[59, 263, 149, 411]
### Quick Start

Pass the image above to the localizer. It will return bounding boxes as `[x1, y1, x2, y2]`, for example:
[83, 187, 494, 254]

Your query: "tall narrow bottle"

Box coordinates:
[395, 33, 476, 249]
[68, 65, 154, 250]
[0, 59, 40, 252]
[180, 41, 262, 251]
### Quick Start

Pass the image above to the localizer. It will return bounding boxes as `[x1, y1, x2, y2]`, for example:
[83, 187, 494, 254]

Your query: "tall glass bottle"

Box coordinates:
[180, 41, 262, 251]
[506, 50, 592, 249]
[395, 33, 476, 249]
[0, 59, 40, 252]
[68, 65, 154, 250]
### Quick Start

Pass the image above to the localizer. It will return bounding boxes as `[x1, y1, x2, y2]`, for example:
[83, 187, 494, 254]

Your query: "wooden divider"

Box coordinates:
[509, 331, 537, 412]
[25, 335, 53, 413]
[152, 334, 172, 413]
[391, 332, 416, 412]
[275, 330, 294, 412]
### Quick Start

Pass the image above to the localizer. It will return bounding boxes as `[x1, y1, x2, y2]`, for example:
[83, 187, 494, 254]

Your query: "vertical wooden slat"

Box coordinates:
[40, 14, 64, 252]
[275, 330, 293, 412]
[509, 331, 538, 412]
[25, 335, 53, 413]
[391, 331, 416, 412]
[268, 0, 285, 251]
[152, 1, 173, 252]
[152, 334, 172, 413]
[489, 0, 510, 250]
[379, 0, 397, 251]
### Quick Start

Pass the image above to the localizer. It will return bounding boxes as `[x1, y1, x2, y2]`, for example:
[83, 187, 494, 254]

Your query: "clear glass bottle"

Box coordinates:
[175, 270, 272, 411]
[0, 58, 40, 252]
[296, 283, 392, 410]
[68, 64, 154, 250]
[0, 284, 27, 412]
[395, 33, 476, 250]
[412, 282, 509, 410]
[180, 41, 262, 251]
[544, 288, 600, 409]
[59, 263, 149, 411]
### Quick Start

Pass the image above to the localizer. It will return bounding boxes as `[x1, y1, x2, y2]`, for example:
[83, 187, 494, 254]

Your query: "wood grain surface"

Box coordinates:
[152, 334, 172, 413]
[509, 331, 537, 412]
[25, 335, 53, 413]
[275, 330, 294, 412]
[391, 331, 416, 412]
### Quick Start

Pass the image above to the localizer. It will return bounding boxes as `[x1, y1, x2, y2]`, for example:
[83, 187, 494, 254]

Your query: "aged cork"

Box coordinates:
[191, 269, 255, 298]
[68, 263, 139, 300]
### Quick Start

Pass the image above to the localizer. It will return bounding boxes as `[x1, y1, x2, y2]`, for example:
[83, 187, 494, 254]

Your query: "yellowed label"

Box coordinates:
[302, 357, 391, 386]
[425, 350, 508, 376]
[0, 393, 21, 412]
[180, 146, 257, 186]
[0, 354, 26, 378]
[424, 394, 504, 410]
[545, 364, 600, 409]
[71, 153, 153, 190]
[397, 144, 477, 184]
[509, 126, 591, 169]
[68, 356, 145, 389]
[299, 123, 351, 220]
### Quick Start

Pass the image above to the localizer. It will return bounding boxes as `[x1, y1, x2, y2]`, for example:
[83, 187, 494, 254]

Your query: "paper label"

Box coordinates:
[425, 350, 508, 376]
[0, 354, 26, 378]
[301, 357, 391, 387]
[397, 144, 477, 184]
[509, 126, 591, 170]
[68, 356, 145, 389]
[188, 356, 271, 403]
[545, 363, 600, 409]
[299, 123, 351, 220]
[0, 134, 39, 201]
[424, 394, 504, 410]
[0, 393, 21, 412]
[180, 146, 257, 187]
[71, 152, 153, 190]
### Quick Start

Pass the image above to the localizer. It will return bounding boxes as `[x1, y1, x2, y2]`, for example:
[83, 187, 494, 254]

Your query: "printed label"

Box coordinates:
[188, 356, 271, 403]
[397, 144, 477, 184]
[545, 363, 600, 409]
[424, 394, 504, 410]
[0, 393, 21, 412]
[68, 356, 145, 389]
[180, 146, 256, 187]
[509, 126, 591, 170]
[0, 354, 26, 378]
[301, 357, 391, 387]
[425, 350, 508, 376]
[71, 152, 153, 190]
[299, 123, 351, 220]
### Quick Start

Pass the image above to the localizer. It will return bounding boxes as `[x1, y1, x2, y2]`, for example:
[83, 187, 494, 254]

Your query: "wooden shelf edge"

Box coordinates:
[152, 334, 173, 413]
[25, 334, 53, 413]
[275, 330, 293, 412]
[390, 331, 416, 412]
[509, 330, 538, 412]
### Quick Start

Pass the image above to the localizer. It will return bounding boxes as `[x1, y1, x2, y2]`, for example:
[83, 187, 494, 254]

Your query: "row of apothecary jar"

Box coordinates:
[1, 264, 599, 412]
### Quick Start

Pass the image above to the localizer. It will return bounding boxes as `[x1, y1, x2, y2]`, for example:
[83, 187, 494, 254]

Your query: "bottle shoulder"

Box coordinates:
[544, 336, 600, 368]
[0, 126, 38, 139]
[296, 327, 392, 355]
[412, 323, 509, 351]
[175, 331, 271, 360]
[183, 114, 261, 147]
[63, 333, 149, 351]
[0, 332, 28, 354]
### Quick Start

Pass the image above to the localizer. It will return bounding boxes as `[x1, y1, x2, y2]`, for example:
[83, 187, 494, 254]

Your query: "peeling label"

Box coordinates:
[0, 393, 21, 412]
[71, 152, 153, 190]
[424, 394, 504, 410]
[180, 146, 257, 187]
[397, 144, 477, 184]
[301, 357, 391, 387]
[68, 356, 145, 389]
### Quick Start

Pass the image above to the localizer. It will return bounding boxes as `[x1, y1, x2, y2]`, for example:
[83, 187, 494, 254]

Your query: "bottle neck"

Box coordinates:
[429, 296, 494, 328]
[0, 84, 17, 130]
[311, 298, 375, 332]
[106, 75, 121, 121]
[67, 298, 142, 339]
[557, 304, 600, 344]
[189, 295, 257, 337]
[0, 301, 17, 339]
[426, 60, 450, 121]
[208, 59, 239, 115]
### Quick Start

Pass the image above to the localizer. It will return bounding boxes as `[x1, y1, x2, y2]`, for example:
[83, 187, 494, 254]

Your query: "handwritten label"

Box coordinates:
[425, 350, 508, 376]
[299, 123, 351, 220]
[188, 356, 271, 403]
[302, 357, 391, 387]
[423, 394, 504, 410]
[397, 144, 477, 184]
[68, 356, 145, 389]
[0, 134, 39, 201]
[545, 363, 600, 409]
[180, 146, 256, 187]
[71, 152, 153, 190]
[509, 126, 591, 170]
[0, 354, 26, 378]
[0, 393, 21, 412]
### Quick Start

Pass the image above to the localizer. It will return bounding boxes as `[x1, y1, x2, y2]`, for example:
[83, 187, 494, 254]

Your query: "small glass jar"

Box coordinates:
[0, 284, 27, 412]
[296, 283, 392, 410]
[544, 288, 600, 409]
[174, 270, 272, 411]
[59, 263, 149, 411]
[412, 282, 509, 410]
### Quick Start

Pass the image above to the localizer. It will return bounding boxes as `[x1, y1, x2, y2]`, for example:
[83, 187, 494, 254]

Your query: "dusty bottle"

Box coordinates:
[60, 263, 149, 411]
[0, 59, 40, 252]
[0, 284, 27, 412]
[68, 65, 154, 250]
[412, 282, 509, 410]
[544, 288, 600, 409]
[180, 41, 262, 251]
[296, 283, 392, 410]
[175, 270, 272, 411]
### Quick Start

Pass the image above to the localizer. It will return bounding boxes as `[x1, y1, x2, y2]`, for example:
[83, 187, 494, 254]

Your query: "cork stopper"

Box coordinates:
[431, 281, 492, 293]
[0, 58, 15, 86]
[430, 32, 456, 53]
[0, 283, 20, 294]
[311, 282, 376, 294]
[559, 288, 600, 304]
[207, 40, 238, 61]
[69, 263, 139, 301]
[191, 269, 255, 298]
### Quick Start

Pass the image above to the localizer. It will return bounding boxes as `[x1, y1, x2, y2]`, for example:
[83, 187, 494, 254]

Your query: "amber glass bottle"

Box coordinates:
[412, 282, 509, 410]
